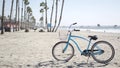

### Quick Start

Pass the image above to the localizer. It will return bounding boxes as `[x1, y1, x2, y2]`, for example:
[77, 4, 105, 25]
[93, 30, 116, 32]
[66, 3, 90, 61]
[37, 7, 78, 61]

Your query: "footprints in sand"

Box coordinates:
[114, 62, 120, 67]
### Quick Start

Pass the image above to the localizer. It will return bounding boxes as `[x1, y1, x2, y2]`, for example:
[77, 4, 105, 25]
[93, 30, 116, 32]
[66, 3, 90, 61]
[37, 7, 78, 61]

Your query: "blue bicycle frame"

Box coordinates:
[63, 32, 92, 54]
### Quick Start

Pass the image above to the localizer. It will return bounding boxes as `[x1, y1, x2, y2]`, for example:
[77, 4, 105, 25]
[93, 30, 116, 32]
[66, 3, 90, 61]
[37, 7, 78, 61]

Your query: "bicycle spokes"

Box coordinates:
[91, 41, 115, 64]
[92, 49, 104, 55]
[52, 41, 74, 61]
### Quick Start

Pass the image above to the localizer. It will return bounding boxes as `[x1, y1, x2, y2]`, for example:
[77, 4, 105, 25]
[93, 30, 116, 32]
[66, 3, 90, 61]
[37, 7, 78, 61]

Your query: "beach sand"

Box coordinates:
[0, 30, 120, 68]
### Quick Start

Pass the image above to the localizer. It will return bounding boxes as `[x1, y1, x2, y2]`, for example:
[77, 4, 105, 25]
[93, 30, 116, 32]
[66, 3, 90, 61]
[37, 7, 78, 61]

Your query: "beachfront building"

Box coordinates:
[4, 20, 19, 32]
[0, 18, 36, 32]
[0, 17, 19, 32]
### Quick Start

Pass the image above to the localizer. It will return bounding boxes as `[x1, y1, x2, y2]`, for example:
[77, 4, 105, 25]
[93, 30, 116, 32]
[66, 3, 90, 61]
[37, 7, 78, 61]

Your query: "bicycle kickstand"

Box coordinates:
[87, 55, 90, 63]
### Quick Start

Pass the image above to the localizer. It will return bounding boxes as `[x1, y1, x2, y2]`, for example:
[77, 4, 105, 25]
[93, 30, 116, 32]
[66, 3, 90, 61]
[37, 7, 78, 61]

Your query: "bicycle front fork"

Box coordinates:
[62, 42, 69, 53]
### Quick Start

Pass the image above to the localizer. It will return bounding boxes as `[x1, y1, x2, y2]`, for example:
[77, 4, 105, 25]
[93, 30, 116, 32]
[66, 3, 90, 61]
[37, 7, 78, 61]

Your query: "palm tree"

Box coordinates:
[40, 2, 45, 25]
[23, 0, 29, 29]
[31, 16, 36, 26]
[40, 2, 45, 6]
[15, 0, 18, 31]
[21, 0, 24, 29]
[39, 17, 43, 21]
[40, 8, 44, 28]
[40, 8, 44, 17]
[52, 0, 58, 32]
[9, 0, 14, 32]
[30, 16, 35, 28]
[40, 1, 49, 31]
[1, 0, 5, 34]
[27, 6, 32, 28]
[44, 0, 49, 32]
[50, 0, 55, 32]
[31, 16, 35, 21]
[39, 17, 44, 28]
[55, 0, 65, 32]
[18, 0, 20, 31]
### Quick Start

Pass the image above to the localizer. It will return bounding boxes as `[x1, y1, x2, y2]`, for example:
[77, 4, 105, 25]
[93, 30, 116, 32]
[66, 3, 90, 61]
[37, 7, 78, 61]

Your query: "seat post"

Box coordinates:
[87, 38, 92, 50]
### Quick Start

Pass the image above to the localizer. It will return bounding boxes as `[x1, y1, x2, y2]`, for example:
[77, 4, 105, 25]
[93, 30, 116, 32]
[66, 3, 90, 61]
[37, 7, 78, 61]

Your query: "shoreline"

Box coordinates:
[58, 26, 120, 33]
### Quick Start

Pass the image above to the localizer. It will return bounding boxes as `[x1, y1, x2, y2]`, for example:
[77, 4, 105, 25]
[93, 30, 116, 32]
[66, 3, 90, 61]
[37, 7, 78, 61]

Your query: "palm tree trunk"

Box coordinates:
[21, 0, 23, 29]
[1, 0, 5, 34]
[24, 0, 29, 30]
[15, 0, 18, 31]
[45, 0, 49, 32]
[28, 13, 30, 28]
[9, 0, 14, 32]
[18, 0, 20, 31]
[50, 0, 55, 32]
[52, 0, 58, 32]
[42, 12, 44, 28]
[24, 2, 26, 29]
[55, 0, 64, 32]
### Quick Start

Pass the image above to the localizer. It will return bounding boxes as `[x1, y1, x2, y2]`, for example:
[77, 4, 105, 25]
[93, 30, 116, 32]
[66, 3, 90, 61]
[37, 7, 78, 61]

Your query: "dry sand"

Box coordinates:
[0, 30, 120, 68]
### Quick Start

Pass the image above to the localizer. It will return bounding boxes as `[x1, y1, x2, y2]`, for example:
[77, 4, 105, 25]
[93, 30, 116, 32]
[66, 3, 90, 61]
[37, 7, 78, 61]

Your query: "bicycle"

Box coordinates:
[52, 23, 115, 64]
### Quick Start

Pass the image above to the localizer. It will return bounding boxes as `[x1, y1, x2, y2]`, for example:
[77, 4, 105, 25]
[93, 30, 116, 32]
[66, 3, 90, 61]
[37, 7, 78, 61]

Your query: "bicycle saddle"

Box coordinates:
[88, 35, 98, 40]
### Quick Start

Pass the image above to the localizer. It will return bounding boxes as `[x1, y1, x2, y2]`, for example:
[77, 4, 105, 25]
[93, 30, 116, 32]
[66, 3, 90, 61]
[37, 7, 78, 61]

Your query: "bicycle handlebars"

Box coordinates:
[68, 22, 77, 32]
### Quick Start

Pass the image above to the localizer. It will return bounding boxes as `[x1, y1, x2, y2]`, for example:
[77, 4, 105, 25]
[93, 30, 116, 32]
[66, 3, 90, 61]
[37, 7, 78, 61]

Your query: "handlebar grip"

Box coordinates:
[73, 22, 77, 25]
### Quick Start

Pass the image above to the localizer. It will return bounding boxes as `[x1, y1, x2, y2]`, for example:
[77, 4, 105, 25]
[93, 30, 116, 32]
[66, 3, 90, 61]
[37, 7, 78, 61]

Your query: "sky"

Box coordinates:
[0, 0, 120, 26]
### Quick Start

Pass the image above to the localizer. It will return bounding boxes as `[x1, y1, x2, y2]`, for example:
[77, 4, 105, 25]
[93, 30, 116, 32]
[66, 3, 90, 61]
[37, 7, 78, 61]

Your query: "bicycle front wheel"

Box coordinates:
[52, 41, 74, 62]
[91, 41, 115, 64]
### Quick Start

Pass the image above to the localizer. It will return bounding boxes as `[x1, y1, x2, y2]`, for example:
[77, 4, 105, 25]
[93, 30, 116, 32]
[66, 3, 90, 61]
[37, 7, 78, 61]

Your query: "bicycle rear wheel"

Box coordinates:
[52, 41, 74, 62]
[91, 41, 115, 64]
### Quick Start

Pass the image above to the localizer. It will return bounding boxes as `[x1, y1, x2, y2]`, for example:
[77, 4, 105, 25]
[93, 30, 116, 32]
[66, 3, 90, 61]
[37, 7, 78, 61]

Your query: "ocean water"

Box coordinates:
[59, 26, 120, 33]
[80, 28, 120, 33]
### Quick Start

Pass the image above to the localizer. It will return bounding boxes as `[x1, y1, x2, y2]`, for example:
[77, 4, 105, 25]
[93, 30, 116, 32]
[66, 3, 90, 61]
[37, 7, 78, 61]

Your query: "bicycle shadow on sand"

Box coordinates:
[0, 60, 119, 68]
[33, 60, 120, 68]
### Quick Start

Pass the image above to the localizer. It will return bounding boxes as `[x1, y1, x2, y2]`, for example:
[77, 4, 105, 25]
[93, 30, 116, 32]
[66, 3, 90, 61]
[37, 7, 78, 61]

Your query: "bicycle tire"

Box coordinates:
[52, 41, 74, 62]
[91, 41, 115, 64]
